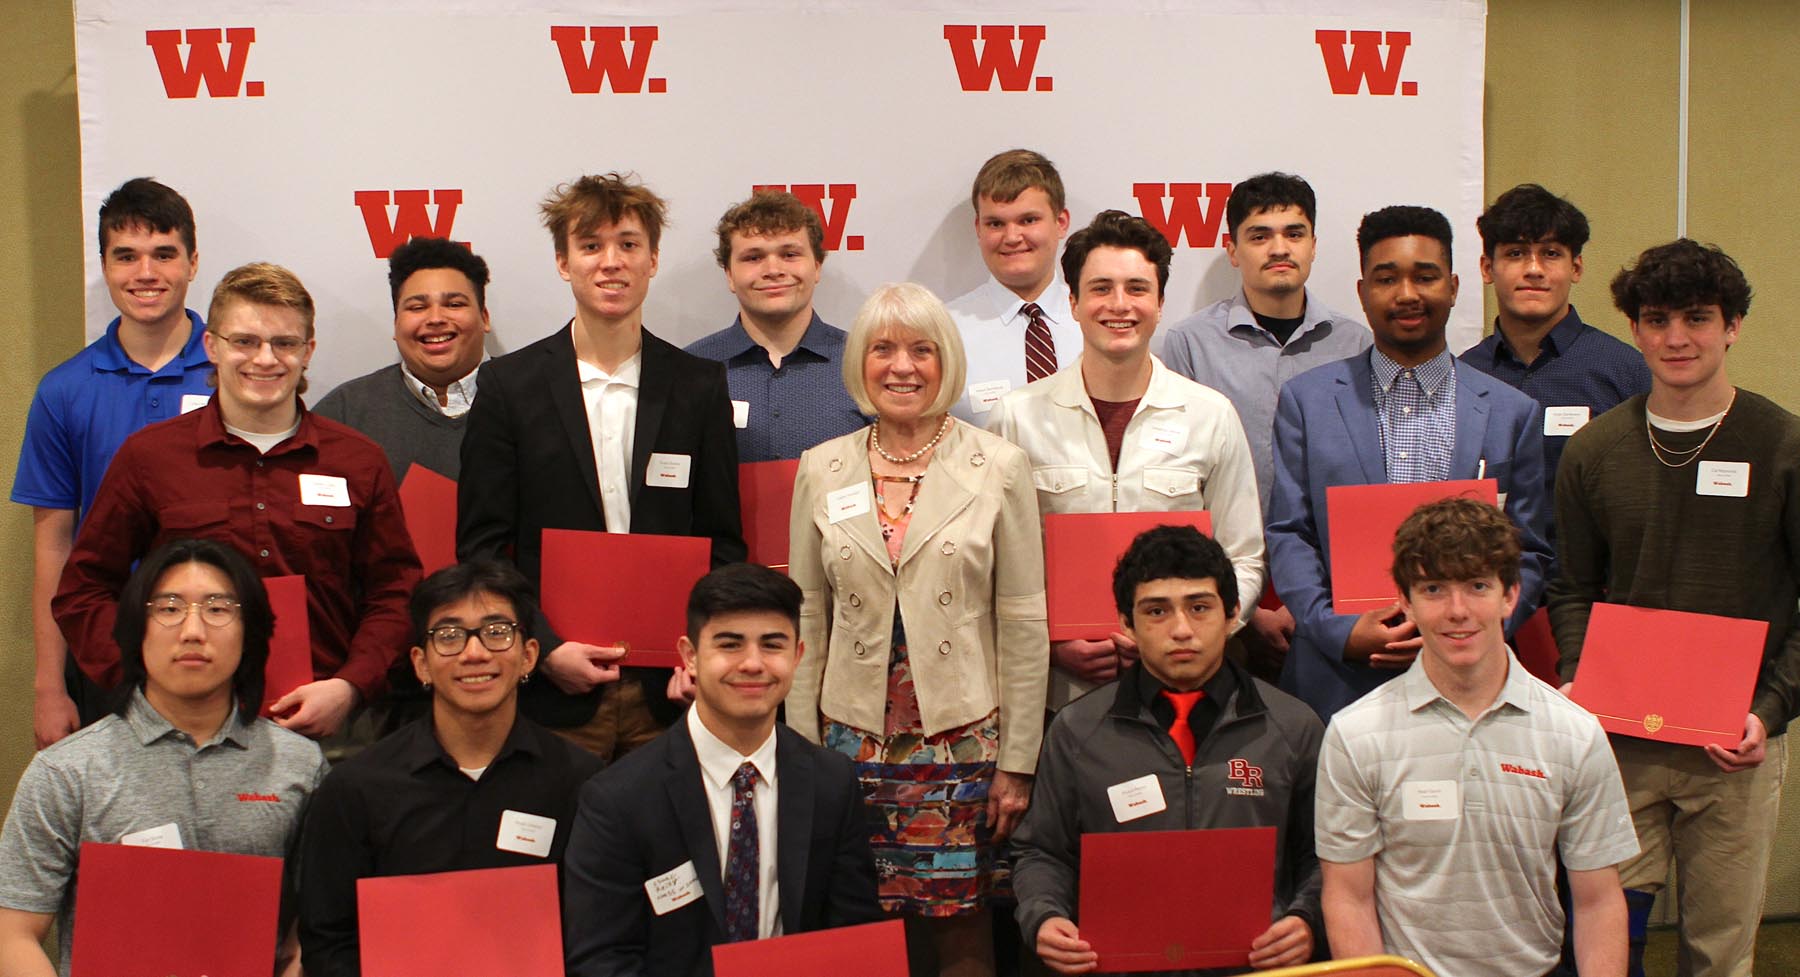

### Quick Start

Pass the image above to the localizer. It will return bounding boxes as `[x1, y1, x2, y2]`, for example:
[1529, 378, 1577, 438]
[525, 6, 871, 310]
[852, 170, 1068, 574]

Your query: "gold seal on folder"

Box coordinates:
[1643, 714, 1664, 733]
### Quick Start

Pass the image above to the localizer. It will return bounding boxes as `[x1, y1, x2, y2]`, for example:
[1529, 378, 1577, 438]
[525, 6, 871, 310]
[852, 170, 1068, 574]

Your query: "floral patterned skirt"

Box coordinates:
[823, 641, 1002, 916]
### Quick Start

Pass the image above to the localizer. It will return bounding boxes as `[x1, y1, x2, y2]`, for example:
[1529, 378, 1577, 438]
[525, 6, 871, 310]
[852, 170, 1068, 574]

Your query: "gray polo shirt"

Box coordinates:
[0, 689, 326, 975]
[1316, 651, 1638, 977]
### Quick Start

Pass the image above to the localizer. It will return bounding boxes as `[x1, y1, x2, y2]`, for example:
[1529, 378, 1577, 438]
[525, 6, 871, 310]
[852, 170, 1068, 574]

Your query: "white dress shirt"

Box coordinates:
[577, 352, 640, 534]
[399, 358, 484, 418]
[686, 707, 781, 938]
[946, 273, 1082, 422]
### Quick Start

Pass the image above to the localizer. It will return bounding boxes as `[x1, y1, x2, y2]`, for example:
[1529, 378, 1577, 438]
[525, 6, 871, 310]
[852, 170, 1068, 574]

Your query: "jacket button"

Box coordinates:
[940, 541, 956, 555]
[854, 642, 867, 657]
[937, 640, 951, 655]
[828, 458, 843, 472]
[938, 591, 953, 605]
[839, 546, 852, 560]
[848, 593, 862, 608]
[970, 452, 986, 467]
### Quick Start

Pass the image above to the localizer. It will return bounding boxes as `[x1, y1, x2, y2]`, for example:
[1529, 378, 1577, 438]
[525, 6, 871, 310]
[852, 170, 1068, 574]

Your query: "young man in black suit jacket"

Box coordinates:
[457, 172, 745, 760]
[562, 563, 881, 977]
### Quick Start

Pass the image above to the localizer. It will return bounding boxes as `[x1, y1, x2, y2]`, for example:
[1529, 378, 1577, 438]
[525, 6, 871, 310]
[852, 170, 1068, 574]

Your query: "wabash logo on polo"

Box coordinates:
[1133, 183, 1232, 249]
[751, 184, 863, 251]
[552, 26, 666, 94]
[1225, 758, 1265, 796]
[1316, 29, 1417, 96]
[355, 190, 468, 260]
[145, 28, 264, 99]
[943, 26, 1052, 92]
[1500, 762, 1549, 781]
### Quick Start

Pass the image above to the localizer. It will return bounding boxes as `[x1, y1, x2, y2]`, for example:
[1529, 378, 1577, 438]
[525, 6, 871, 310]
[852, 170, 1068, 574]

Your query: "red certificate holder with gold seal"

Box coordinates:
[1568, 603, 1767, 748]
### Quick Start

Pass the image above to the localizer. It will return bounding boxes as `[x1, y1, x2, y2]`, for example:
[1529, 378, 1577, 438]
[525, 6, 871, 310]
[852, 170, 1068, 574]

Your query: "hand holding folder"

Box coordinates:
[1045, 511, 1212, 642]
[712, 919, 908, 977]
[1078, 827, 1276, 972]
[397, 463, 458, 575]
[539, 529, 711, 668]
[1326, 479, 1498, 615]
[71, 842, 283, 977]
[358, 865, 562, 977]
[1569, 603, 1766, 748]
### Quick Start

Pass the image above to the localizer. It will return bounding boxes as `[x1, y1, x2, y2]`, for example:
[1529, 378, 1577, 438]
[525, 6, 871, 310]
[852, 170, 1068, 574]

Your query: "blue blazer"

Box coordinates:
[1266, 351, 1552, 719]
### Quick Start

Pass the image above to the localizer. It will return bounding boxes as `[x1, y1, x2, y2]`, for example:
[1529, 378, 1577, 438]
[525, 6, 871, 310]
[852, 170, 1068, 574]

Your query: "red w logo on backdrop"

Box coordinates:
[145, 28, 264, 98]
[750, 184, 863, 252]
[354, 191, 468, 260]
[1132, 183, 1232, 249]
[552, 26, 666, 94]
[1316, 30, 1417, 96]
[943, 26, 1052, 92]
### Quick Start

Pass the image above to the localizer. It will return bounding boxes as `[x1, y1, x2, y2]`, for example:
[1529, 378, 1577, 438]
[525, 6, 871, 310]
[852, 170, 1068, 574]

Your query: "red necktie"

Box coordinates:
[1162, 690, 1204, 767]
[1022, 302, 1057, 382]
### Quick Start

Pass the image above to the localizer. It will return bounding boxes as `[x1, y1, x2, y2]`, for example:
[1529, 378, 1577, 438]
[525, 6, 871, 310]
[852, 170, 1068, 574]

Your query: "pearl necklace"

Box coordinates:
[871, 415, 951, 465]
[1645, 391, 1734, 469]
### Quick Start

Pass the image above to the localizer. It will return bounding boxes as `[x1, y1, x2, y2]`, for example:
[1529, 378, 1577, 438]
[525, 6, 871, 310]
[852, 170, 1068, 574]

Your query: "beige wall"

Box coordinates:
[2, 0, 1797, 910]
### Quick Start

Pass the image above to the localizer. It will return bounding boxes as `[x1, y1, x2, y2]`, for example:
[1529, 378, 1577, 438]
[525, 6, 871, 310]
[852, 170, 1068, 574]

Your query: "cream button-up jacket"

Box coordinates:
[786, 421, 1049, 775]
[985, 354, 1266, 709]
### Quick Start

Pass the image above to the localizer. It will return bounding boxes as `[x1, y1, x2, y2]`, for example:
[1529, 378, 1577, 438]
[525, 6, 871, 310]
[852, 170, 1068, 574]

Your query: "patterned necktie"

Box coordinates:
[723, 762, 760, 942]
[1162, 689, 1205, 767]
[1022, 302, 1057, 382]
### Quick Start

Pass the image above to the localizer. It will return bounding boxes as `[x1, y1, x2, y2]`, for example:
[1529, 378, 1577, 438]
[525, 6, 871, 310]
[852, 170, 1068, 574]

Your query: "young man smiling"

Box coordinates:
[562, 563, 879, 977]
[14, 178, 218, 746]
[988, 210, 1264, 711]
[314, 236, 494, 480]
[1012, 525, 1322, 974]
[55, 263, 422, 741]
[685, 190, 866, 461]
[298, 560, 605, 977]
[1266, 205, 1552, 720]
[1549, 239, 1800, 976]
[1318, 498, 1636, 977]
[946, 149, 1081, 422]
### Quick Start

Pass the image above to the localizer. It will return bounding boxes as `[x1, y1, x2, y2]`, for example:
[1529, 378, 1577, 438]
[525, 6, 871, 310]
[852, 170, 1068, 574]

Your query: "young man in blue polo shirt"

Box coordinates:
[12, 178, 216, 746]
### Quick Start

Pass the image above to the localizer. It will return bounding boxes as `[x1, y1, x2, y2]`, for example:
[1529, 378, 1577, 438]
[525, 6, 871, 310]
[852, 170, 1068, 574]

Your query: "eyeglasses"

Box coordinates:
[146, 595, 241, 628]
[211, 331, 308, 357]
[424, 620, 522, 656]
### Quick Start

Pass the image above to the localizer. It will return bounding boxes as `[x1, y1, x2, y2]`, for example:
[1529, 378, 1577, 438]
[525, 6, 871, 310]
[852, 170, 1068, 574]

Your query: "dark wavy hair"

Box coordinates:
[113, 538, 273, 724]
[1610, 238, 1752, 322]
[99, 177, 196, 256]
[1061, 209, 1173, 298]
[1226, 172, 1317, 240]
[1390, 497, 1522, 594]
[1357, 205, 1454, 270]
[686, 563, 802, 641]
[409, 559, 539, 646]
[1112, 525, 1240, 625]
[1476, 183, 1590, 259]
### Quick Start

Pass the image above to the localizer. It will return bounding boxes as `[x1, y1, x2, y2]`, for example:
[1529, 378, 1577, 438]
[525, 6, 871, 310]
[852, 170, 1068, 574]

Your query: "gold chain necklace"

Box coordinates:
[1645, 392, 1734, 468]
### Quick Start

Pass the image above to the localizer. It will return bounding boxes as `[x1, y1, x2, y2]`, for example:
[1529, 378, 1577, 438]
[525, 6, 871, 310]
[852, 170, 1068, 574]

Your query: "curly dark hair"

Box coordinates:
[1112, 525, 1239, 625]
[1610, 238, 1752, 322]
[1476, 183, 1590, 259]
[1390, 497, 1521, 595]
[388, 237, 490, 311]
[1357, 205, 1454, 270]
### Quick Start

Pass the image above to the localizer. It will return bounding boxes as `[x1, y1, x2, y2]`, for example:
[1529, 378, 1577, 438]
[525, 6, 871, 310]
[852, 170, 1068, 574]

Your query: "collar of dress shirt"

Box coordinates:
[686, 706, 778, 792]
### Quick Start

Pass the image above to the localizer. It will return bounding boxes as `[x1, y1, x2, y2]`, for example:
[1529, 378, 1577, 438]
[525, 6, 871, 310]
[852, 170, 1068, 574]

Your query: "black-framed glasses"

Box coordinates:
[211, 331, 308, 357]
[425, 620, 521, 656]
[146, 595, 241, 628]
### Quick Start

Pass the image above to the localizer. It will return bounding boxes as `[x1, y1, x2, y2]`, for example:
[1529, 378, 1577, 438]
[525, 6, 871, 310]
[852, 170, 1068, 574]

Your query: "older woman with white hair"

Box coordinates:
[787, 282, 1048, 976]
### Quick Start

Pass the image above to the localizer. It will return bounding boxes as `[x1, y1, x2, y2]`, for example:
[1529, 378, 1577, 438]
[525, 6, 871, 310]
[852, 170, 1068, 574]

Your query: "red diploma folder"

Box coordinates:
[261, 573, 312, 716]
[1326, 479, 1499, 615]
[712, 919, 908, 977]
[359, 864, 563, 977]
[1079, 826, 1276, 972]
[740, 459, 801, 572]
[398, 463, 458, 575]
[1512, 607, 1561, 686]
[1045, 511, 1212, 641]
[70, 842, 283, 977]
[1570, 603, 1766, 748]
[539, 529, 710, 668]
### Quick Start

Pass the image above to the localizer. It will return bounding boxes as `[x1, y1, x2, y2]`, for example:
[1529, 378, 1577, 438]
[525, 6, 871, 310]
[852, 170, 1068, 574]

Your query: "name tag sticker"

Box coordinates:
[646, 453, 692, 489]
[495, 809, 555, 859]
[180, 393, 209, 414]
[645, 859, 703, 916]
[1543, 405, 1591, 436]
[1141, 421, 1187, 455]
[1696, 461, 1750, 498]
[298, 473, 352, 507]
[967, 379, 1011, 414]
[826, 483, 871, 524]
[731, 400, 750, 429]
[1106, 773, 1167, 823]
[120, 822, 184, 849]
[1401, 780, 1460, 821]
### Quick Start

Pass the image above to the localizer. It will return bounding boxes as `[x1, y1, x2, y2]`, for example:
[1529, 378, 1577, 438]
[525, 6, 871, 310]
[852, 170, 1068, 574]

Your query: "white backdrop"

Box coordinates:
[76, 0, 1487, 396]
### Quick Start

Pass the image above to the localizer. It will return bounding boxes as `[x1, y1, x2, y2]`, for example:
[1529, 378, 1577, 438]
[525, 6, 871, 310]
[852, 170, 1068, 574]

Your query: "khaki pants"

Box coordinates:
[1612, 733, 1787, 977]
[551, 678, 666, 761]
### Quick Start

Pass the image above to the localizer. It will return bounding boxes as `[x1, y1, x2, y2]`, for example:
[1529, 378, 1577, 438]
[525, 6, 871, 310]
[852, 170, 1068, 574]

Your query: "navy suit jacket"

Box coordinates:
[1267, 351, 1552, 719]
[457, 325, 746, 727]
[561, 719, 882, 977]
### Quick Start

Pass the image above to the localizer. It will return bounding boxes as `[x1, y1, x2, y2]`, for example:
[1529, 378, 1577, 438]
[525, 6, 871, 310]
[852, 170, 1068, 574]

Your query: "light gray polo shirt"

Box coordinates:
[1316, 651, 1639, 977]
[0, 689, 326, 975]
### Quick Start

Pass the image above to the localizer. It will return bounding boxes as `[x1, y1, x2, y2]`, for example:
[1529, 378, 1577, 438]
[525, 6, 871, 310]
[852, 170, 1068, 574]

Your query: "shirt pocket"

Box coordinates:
[161, 500, 231, 533]
[1032, 466, 1088, 497]
[1142, 465, 1203, 502]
